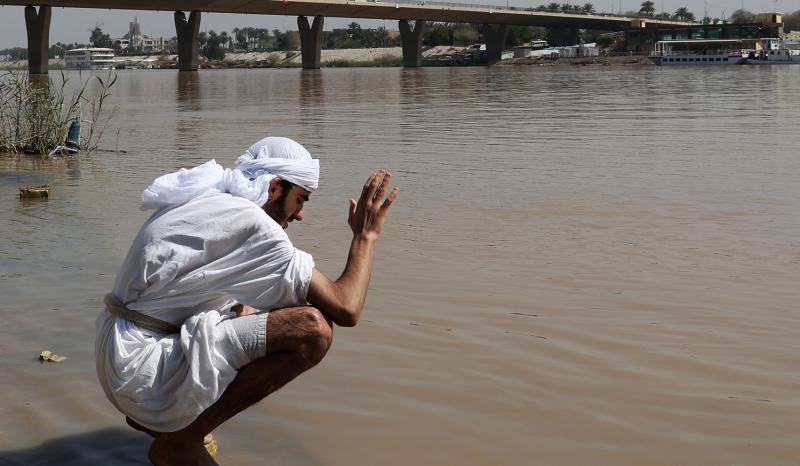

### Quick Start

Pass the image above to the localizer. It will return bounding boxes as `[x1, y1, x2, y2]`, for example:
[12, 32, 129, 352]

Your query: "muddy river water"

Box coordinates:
[0, 66, 798, 465]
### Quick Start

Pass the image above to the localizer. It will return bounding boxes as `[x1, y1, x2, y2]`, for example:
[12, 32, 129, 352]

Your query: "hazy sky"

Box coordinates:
[1, 1, 798, 49]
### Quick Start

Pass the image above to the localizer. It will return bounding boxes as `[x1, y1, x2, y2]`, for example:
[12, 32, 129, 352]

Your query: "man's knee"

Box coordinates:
[295, 307, 332, 366]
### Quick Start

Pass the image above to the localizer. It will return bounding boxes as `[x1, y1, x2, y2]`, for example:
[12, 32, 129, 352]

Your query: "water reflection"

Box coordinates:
[175, 72, 205, 154]
[398, 67, 430, 101]
[176, 71, 202, 112]
[298, 70, 326, 140]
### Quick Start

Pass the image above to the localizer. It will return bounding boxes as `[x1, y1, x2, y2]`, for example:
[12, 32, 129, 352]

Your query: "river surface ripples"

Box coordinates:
[0, 66, 798, 465]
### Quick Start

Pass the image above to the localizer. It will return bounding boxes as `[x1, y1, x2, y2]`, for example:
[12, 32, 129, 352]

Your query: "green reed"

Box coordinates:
[0, 69, 117, 154]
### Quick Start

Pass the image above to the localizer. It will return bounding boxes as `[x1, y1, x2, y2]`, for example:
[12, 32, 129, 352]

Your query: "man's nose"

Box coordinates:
[293, 208, 304, 222]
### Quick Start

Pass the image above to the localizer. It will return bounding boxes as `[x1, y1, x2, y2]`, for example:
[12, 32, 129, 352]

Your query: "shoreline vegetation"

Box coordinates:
[0, 70, 116, 154]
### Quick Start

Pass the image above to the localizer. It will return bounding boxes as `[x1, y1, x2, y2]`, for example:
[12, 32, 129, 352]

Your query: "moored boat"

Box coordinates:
[745, 38, 800, 64]
[649, 39, 749, 65]
[64, 48, 115, 70]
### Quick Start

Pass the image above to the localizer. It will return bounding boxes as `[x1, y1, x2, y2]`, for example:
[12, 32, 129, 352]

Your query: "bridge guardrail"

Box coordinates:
[373, 0, 694, 23]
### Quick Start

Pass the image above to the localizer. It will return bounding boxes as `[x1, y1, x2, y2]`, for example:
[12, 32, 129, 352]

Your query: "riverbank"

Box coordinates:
[0, 47, 652, 70]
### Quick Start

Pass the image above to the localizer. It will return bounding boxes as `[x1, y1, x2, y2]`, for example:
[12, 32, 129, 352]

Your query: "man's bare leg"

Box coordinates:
[148, 306, 333, 466]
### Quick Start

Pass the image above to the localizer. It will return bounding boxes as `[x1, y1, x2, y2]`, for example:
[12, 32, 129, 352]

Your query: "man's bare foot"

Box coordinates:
[127, 416, 215, 445]
[149, 436, 219, 466]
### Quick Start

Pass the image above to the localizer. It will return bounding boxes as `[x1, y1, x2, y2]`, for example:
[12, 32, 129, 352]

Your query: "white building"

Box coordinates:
[113, 17, 165, 54]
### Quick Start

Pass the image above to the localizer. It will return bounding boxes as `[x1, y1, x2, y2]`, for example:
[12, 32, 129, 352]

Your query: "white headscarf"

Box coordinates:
[141, 137, 320, 211]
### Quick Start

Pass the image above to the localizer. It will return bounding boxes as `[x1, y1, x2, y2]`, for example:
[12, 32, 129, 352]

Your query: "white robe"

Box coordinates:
[95, 192, 314, 432]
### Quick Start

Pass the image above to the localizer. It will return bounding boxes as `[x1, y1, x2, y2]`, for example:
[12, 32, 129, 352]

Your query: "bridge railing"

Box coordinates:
[380, 0, 694, 24]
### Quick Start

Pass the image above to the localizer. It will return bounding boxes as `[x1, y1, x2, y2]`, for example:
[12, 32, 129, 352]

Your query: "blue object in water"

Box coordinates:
[65, 120, 80, 154]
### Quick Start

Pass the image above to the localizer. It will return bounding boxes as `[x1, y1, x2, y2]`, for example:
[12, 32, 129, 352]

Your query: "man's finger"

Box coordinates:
[374, 172, 391, 201]
[381, 187, 400, 211]
[360, 173, 377, 204]
[348, 198, 357, 219]
[366, 170, 384, 204]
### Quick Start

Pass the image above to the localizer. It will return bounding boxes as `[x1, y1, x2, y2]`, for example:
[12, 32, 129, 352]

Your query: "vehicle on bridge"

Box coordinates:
[64, 48, 116, 70]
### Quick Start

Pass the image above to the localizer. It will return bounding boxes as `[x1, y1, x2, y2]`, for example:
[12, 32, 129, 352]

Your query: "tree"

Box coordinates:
[729, 9, 756, 23]
[0, 47, 27, 60]
[89, 24, 112, 48]
[200, 30, 227, 59]
[639, 1, 656, 16]
[583, 3, 595, 14]
[424, 23, 452, 46]
[546, 3, 561, 11]
[452, 24, 478, 44]
[275, 31, 299, 51]
[672, 7, 695, 21]
[784, 10, 800, 31]
[507, 25, 534, 46]
[49, 42, 69, 58]
[597, 35, 615, 48]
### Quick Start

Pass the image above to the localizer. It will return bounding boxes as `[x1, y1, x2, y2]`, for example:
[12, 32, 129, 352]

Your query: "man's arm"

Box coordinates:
[306, 170, 399, 327]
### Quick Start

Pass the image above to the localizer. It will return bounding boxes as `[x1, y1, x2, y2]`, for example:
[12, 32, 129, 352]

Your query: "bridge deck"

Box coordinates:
[0, 0, 691, 29]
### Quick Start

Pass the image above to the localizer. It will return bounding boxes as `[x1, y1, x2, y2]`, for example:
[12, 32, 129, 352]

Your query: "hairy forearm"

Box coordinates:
[327, 235, 375, 326]
[308, 169, 398, 327]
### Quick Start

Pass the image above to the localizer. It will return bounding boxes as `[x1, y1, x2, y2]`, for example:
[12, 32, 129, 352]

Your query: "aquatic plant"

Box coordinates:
[0, 69, 117, 155]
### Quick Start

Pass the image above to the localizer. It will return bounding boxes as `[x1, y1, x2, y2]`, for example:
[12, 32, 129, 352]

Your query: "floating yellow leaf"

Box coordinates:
[39, 350, 67, 362]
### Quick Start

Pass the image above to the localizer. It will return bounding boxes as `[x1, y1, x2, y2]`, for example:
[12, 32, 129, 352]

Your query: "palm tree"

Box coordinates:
[583, 3, 595, 13]
[673, 6, 695, 21]
[639, 1, 656, 16]
[547, 2, 561, 11]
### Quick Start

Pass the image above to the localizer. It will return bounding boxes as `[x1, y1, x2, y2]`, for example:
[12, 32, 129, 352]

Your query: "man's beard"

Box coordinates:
[264, 192, 289, 226]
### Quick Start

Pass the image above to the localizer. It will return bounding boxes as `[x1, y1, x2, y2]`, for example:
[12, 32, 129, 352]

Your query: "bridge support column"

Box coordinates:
[399, 20, 425, 67]
[481, 23, 508, 65]
[25, 6, 51, 75]
[298, 16, 324, 69]
[175, 11, 201, 71]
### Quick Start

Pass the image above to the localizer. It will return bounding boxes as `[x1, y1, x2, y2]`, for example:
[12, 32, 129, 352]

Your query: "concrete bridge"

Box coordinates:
[0, 0, 691, 72]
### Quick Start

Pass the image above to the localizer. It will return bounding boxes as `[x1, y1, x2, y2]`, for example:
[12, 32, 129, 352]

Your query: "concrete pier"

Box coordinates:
[174, 11, 201, 71]
[399, 20, 425, 68]
[482, 23, 508, 65]
[24, 6, 51, 75]
[298, 16, 324, 69]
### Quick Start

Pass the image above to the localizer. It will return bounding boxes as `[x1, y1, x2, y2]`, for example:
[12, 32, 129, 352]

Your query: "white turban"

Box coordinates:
[140, 137, 320, 211]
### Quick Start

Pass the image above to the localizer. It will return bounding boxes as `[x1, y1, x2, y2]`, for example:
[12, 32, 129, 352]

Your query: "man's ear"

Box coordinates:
[267, 177, 282, 202]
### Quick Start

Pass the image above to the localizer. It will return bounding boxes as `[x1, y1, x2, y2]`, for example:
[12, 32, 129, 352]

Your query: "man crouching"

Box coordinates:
[95, 137, 399, 465]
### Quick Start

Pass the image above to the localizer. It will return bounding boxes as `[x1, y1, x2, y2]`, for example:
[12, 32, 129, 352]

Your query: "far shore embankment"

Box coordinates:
[0, 46, 652, 70]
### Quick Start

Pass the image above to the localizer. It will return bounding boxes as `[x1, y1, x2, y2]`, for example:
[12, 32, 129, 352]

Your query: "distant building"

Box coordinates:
[113, 16, 165, 54]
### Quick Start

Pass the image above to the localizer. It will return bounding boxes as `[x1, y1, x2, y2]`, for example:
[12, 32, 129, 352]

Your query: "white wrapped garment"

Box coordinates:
[95, 193, 314, 432]
[141, 137, 319, 211]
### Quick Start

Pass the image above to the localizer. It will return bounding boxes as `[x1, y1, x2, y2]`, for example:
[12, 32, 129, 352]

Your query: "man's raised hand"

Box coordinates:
[348, 170, 399, 241]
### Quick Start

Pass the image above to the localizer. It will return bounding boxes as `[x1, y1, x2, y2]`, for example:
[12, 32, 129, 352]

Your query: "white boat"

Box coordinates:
[650, 39, 748, 65]
[745, 38, 800, 64]
[64, 48, 116, 70]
